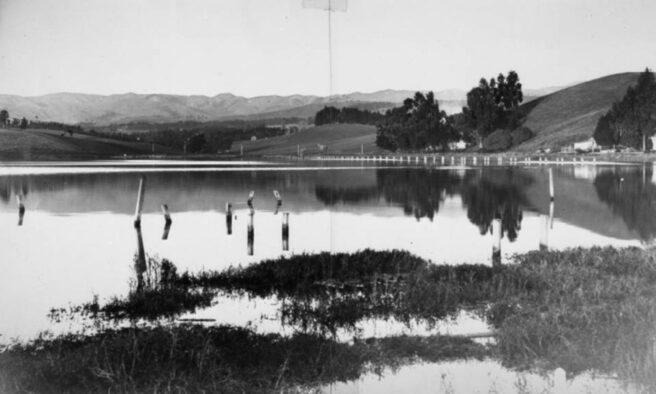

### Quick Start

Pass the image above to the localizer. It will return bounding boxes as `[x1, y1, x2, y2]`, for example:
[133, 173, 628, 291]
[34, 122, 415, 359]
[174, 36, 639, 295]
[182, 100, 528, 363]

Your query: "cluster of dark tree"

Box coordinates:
[462, 71, 533, 151]
[372, 71, 531, 152]
[376, 92, 458, 151]
[0, 109, 29, 129]
[30, 121, 82, 135]
[593, 68, 656, 151]
[146, 125, 286, 154]
[314, 106, 384, 126]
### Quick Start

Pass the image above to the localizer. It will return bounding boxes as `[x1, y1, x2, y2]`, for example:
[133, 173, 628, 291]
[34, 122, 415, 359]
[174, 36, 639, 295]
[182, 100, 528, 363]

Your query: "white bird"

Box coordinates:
[273, 190, 281, 201]
[248, 191, 255, 201]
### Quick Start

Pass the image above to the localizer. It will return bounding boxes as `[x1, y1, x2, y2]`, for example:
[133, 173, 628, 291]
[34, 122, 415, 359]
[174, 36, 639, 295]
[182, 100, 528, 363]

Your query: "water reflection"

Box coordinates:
[594, 166, 656, 241]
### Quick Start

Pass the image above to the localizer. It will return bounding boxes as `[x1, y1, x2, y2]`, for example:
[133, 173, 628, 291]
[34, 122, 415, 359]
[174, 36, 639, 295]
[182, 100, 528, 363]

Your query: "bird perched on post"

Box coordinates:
[273, 190, 282, 214]
[247, 191, 255, 212]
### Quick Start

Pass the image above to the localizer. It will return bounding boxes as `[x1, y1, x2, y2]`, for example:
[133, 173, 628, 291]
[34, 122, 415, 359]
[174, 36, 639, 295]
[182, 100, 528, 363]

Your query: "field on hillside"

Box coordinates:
[516, 72, 639, 152]
[0, 128, 179, 161]
[232, 123, 384, 156]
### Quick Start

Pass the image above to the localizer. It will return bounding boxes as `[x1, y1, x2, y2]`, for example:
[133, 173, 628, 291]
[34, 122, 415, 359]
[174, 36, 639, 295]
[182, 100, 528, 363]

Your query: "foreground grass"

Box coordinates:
[3, 247, 656, 392]
[0, 325, 487, 393]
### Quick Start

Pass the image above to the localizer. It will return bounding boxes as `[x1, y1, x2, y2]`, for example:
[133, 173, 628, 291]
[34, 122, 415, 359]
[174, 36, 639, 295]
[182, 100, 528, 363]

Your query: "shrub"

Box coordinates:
[511, 126, 534, 146]
[482, 129, 512, 151]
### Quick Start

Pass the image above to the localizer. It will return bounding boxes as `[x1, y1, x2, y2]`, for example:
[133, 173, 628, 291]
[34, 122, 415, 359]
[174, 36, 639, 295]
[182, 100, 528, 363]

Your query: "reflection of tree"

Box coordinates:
[376, 169, 462, 220]
[0, 176, 30, 205]
[314, 185, 379, 205]
[314, 169, 463, 220]
[594, 168, 656, 241]
[460, 169, 531, 241]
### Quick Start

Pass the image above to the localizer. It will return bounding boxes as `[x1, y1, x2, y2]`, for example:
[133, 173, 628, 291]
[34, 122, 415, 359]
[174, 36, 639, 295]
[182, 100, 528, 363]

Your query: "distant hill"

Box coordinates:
[515, 73, 640, 151]
[0, 85, 563, 127]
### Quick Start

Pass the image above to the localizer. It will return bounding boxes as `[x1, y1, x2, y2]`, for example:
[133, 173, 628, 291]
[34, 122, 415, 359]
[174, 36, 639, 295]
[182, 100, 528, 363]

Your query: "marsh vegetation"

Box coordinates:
[3, 247, 656, 392]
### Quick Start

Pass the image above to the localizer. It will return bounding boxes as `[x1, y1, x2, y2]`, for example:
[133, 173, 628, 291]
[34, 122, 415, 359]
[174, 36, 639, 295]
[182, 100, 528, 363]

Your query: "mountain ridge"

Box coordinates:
[0, 87, 561, 126]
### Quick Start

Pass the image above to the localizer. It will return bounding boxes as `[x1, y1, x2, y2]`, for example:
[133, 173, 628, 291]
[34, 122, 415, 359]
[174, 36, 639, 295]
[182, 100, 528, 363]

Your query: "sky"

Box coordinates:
[1, 0, 656, 97]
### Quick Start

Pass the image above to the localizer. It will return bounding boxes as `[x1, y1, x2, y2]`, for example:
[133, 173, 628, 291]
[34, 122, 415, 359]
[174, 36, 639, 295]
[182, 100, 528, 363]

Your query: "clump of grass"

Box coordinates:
[50, 258, 215, 323]
[175, 249, 542, 332]
[492, 247, 656, 389]
[0, 324, 488, 393]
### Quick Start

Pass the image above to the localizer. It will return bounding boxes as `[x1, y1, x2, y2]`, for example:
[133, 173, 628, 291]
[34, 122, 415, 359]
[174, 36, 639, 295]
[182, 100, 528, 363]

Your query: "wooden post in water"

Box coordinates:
[441, 156, 445, 165]
[240, 144, 243, 157]
[553, 368, 566, 393]
[247, 211, 254, 256]
[549, 168, 555, 201]
[492, 218, 502, 266]
[247, 190, 255, 213]
[282, 212, 289, 251]
[225, 203, 233, 235]
[134, 225, 147, 293]
[134, 176, 146, 228]
[539, 214, 549, 251]
[17, 195, 25, 226]
[161, 204, 172, 240]
[273, 190, 282, 214]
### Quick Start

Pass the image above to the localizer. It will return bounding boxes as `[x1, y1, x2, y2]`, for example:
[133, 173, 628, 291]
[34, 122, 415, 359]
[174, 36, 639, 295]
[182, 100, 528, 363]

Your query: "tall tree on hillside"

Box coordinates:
[593, 68, 656, 151]
[464, 71, 524, 147]
[19, 117, 28, 129]
[0, 110, 8, 128]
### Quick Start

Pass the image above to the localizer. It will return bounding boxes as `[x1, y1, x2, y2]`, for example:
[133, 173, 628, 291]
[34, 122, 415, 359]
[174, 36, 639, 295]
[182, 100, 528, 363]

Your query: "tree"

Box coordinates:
[593, 68, 656, 151]
[19, 117, 28, 129]
[0, 110, 8, 128]
[464, 71, 524, 147]
[187, 133, 207, 154]
[375, 91, 456, 151]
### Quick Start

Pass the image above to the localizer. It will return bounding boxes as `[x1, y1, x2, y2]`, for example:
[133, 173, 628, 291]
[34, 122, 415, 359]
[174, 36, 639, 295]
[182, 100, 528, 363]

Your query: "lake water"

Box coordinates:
[1, 160, 654, 393]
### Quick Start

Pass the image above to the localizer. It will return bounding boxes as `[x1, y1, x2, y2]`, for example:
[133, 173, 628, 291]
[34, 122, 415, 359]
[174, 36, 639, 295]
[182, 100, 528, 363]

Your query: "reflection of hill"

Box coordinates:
[593, 168, 656, 241]
[0, 170, 379, 215]
[522, 166, 638, 240]
[1, 165, 651, 242]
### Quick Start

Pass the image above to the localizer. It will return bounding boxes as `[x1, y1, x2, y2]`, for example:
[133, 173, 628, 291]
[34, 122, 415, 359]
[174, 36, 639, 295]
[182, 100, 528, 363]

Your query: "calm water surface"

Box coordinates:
[1, 160, 654, 393]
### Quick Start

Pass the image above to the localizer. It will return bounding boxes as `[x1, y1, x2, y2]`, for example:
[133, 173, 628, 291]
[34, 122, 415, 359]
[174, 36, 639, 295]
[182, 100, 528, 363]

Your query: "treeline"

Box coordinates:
[375, 72, 530, 152]
[314, 106, 384, 126]
[314, 71, 533, 152]
[0, 109, 28, 129]
[593, 68, 656, 150]
[145, 125, 286, 154]
[30, 121, 83, 135]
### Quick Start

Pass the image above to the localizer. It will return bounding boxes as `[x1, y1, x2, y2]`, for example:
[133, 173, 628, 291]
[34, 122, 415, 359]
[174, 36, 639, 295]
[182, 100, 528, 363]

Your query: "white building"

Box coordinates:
[573, 138, 597, 152]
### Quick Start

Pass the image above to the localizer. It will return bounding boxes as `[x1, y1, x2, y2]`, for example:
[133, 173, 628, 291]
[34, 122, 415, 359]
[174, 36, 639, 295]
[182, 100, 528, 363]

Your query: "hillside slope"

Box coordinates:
[232, 124, 383, 156]
[516, 73, 640, 151]
[0, 128, 178, 161]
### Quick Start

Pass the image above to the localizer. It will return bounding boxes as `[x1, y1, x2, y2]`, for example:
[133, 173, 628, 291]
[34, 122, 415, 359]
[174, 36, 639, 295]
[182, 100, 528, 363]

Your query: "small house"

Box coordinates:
[573, 138, 597, 152]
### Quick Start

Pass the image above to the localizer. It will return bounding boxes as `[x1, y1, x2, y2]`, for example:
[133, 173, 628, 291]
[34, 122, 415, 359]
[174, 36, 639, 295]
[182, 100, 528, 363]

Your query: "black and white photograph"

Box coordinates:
[2, 0, 656, 392]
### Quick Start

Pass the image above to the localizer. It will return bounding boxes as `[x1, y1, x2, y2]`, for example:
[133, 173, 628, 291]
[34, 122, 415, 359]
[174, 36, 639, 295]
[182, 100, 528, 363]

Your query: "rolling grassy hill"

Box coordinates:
[0, 128, 179, 161]
[516, 72, 640, 151]
[231, 124, 384, 156]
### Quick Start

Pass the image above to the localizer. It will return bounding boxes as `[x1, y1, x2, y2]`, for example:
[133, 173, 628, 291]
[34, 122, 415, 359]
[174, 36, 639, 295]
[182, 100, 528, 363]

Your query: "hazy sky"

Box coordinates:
[1, 0, 656, 97]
